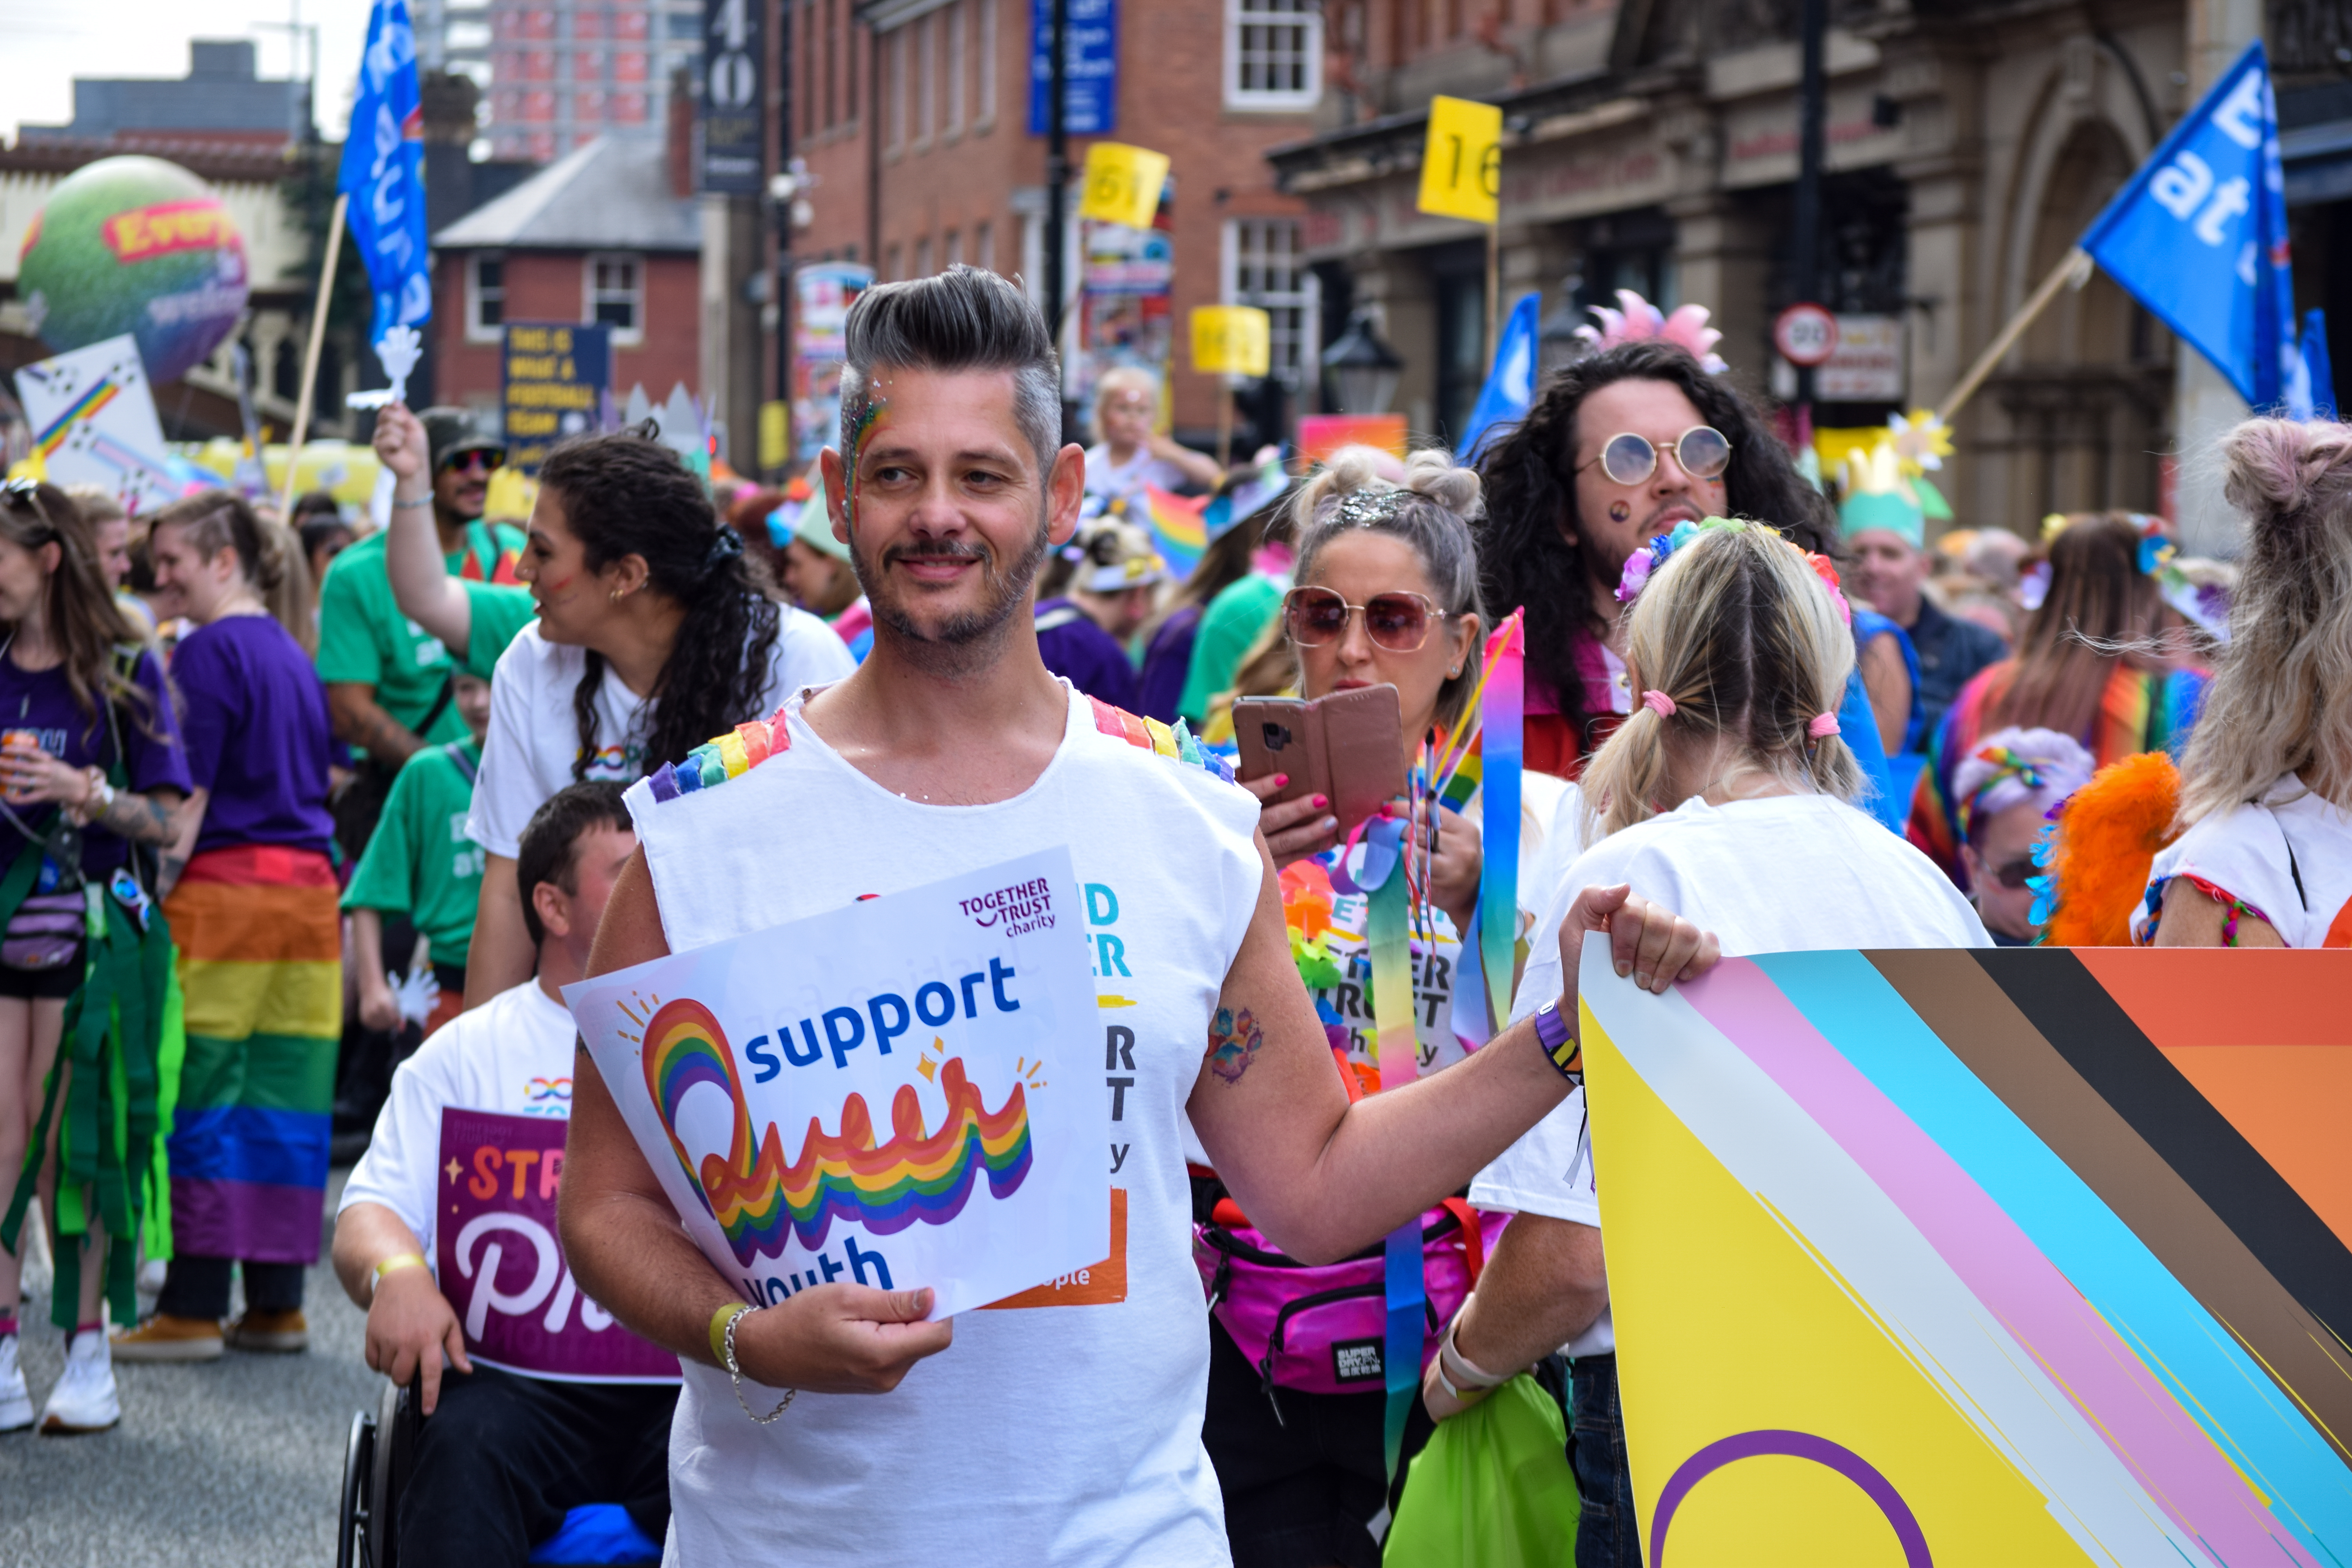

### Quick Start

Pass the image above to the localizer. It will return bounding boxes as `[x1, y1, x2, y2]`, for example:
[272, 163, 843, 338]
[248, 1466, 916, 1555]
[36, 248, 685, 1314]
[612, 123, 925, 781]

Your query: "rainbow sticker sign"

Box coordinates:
[567, 847, 1106, 1319]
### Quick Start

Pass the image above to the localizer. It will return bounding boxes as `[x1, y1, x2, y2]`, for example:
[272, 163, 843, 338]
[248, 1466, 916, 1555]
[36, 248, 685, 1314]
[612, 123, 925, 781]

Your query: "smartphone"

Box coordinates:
[1233, 685, 1407, 840]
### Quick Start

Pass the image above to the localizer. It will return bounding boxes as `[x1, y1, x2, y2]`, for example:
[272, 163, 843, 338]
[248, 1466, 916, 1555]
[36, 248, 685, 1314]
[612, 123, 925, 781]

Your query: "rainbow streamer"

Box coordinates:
[1351, 813, 1425, 1478]
[1476, 614, 1523, 1029]
[1140, 484, 1208, 579]
[642, 999, 1033, 1265]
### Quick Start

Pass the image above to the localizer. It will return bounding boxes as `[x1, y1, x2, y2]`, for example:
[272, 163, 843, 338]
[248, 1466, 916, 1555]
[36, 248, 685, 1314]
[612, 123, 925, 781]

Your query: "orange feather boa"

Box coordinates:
[2042, 751, 2181, 947]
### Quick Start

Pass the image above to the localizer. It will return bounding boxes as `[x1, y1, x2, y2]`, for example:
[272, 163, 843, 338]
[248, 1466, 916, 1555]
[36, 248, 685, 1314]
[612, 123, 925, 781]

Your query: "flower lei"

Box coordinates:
[1614, 515, 1851, 626]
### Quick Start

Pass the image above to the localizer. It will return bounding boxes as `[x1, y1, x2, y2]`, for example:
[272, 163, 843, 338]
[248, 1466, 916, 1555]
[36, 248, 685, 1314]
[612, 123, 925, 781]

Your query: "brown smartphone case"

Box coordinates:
[1234, 685, 1407, 839]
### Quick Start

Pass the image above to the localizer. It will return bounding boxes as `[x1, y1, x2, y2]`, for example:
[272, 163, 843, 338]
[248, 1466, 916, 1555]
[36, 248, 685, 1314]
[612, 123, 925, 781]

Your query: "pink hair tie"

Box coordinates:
[1808, 712, 1841, 739]
[1642, 690, 1677, 718]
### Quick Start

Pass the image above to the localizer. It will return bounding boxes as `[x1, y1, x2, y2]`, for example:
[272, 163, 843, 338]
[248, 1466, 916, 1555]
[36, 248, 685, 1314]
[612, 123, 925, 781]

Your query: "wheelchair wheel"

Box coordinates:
[336, 1407, 376, 1568]
[365, 1379, 419, 1568]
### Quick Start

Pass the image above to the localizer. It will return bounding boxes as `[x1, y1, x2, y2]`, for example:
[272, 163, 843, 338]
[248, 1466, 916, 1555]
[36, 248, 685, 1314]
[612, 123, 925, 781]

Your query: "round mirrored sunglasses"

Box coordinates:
[1283, 585, 1449, 653]
[1582, 425, 1733, 487]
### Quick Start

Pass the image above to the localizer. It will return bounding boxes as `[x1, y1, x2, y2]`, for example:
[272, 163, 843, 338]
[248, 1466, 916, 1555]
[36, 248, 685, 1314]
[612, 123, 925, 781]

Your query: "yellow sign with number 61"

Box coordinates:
[1078, 142, 1172, 230]
[1190, 307, 1271, 378]
[1417, 96, 1502, 225]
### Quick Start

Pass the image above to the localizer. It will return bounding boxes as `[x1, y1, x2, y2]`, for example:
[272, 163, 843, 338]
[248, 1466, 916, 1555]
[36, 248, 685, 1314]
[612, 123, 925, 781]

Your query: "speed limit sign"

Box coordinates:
[1773, 303, 1837, 367]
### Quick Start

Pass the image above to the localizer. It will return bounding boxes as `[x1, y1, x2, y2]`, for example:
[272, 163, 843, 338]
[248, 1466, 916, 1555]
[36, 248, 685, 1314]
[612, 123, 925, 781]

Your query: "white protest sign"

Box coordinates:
[12, 334, 179, 513]
[565, 846, 1108, 1319]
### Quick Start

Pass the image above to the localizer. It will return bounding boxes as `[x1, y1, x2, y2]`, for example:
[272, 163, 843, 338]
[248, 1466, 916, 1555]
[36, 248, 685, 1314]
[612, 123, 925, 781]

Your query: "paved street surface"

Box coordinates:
[1, 1171, 377, 1566]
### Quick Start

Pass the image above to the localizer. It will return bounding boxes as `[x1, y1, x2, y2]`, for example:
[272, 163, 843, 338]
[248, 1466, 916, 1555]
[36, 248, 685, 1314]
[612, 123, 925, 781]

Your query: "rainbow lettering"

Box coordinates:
[642, 998, 1033, 1264]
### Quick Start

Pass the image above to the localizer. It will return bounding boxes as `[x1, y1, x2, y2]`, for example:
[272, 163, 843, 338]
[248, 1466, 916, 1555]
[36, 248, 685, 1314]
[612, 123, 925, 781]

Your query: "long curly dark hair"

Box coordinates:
[1475, 341, 1835, 757]
[536, 432, 781, 778]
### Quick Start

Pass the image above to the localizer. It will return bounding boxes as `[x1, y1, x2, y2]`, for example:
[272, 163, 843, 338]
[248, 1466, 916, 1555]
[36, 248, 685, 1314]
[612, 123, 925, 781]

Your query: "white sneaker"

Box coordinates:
[0, 1333, 31, 1432]
[39, 1328, 119, 1435]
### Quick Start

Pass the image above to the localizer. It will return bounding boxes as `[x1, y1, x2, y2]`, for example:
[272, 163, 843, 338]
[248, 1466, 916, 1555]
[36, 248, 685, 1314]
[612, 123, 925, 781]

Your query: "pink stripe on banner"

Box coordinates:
[1681, 964, 2312, 1568]
[171, 1176, 326, 1263]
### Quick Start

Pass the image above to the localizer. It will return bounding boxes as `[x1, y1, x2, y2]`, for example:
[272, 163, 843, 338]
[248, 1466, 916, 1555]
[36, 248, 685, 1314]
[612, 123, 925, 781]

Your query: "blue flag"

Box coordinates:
[338, 0, 432, 344]
[2081, 43, 2306, 416]
[2305, 310, 2337, 422]
[1461, 293, 1542, 460]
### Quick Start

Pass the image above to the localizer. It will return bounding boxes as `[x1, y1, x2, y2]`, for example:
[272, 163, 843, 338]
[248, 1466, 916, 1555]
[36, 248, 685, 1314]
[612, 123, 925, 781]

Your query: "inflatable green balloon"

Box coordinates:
[16, 155, 250, 385]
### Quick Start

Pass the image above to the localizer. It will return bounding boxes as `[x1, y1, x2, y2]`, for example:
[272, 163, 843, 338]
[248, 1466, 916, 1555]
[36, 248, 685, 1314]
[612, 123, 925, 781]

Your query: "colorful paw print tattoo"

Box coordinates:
[1207, 1006, 1265, 1085]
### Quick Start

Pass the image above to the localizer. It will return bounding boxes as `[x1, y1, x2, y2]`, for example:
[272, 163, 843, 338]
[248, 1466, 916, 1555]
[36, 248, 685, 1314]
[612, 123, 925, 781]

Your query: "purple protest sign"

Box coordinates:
[435, 1107, 679, 1383]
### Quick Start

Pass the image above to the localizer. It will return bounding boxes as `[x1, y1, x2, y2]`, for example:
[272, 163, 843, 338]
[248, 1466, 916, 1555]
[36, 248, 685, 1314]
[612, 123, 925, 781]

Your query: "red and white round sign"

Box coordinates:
[1773, 303, 1838, 367]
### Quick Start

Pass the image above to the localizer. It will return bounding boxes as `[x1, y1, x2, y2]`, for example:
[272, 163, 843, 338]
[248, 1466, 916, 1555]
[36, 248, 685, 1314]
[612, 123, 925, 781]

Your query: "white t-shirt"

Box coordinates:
[626, 681, 1263, 1568]
[2136, 774, 2352, 947]
[1083, 442, 1191, 510]
[1469, 791, 1989, 1357]
[341, 978, 581, 1252]
[468, 612, 853, 858]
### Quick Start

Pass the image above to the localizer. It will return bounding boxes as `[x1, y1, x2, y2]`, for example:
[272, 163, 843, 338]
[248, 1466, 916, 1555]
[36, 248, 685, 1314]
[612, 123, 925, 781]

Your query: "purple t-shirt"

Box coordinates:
[172, 615, 337, 857]
[1033, 597, 1140, 712]
[0, 645, 192, 876]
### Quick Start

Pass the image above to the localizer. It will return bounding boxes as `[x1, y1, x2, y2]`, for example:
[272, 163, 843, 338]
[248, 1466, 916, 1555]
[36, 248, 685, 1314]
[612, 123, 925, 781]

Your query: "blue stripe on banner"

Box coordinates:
[165, 1103, 331, 1188]
[1752, 950, 2352, 1557]
[1381, 1221, 1423, 1477]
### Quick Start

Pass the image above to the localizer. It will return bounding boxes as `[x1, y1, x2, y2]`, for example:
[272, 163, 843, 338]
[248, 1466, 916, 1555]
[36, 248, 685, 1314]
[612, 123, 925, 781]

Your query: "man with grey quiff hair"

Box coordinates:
[838, 265, 1065, 477]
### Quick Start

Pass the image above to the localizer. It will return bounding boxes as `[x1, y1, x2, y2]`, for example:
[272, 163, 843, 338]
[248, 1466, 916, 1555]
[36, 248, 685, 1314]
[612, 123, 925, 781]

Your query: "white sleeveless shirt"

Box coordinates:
[626, 681, 1263, 1568]
[2136, 774, 2352, 947]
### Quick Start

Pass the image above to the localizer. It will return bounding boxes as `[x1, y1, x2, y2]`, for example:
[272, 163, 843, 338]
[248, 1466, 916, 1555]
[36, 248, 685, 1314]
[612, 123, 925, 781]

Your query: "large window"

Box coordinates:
[585, 253, 644, 344]
[467, 254, 506, 343]
[1222, 219, 1316, 386]
[975, 0, 995, 124]
[945, 1, 965, 135]
[1224, 0, 1320, 111]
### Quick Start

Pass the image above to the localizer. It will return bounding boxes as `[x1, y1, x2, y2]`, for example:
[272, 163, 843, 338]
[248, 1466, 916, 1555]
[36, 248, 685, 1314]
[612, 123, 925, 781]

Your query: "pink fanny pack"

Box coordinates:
[1194, 1196, 1506, 1398]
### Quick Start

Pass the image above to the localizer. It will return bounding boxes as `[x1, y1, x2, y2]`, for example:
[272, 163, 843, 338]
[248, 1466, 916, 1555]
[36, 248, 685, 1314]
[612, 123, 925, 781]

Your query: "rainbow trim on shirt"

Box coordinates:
[642, 998, 1034, 1263]
[1087, 696, 1234, 782]
[644, 708, 793, 802]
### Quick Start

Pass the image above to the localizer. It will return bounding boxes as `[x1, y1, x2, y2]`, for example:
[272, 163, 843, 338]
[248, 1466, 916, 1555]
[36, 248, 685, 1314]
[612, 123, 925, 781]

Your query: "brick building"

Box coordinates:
[477, 0, 708, 163]
[783, 0, 1320, 443]
[429, 135, 702, 418]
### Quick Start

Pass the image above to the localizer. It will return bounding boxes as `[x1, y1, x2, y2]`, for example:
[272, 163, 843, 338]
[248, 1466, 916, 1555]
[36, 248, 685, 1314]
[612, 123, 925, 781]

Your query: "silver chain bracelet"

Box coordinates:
[722, 1304, 797, 1423]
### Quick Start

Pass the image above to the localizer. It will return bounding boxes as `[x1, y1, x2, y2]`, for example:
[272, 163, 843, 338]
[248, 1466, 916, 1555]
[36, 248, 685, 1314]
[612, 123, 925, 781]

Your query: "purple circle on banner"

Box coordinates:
[1650, 1430, 1931, 1567]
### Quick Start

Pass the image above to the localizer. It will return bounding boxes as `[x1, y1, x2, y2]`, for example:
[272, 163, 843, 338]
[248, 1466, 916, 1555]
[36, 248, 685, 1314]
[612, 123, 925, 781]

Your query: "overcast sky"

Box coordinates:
[0, 0, 372, 143]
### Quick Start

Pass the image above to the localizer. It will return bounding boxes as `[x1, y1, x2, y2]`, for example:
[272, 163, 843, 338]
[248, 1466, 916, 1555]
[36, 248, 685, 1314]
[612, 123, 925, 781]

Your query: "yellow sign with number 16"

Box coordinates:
[1078, 142, 1172, 230]
[1417, 96, 1502, 225]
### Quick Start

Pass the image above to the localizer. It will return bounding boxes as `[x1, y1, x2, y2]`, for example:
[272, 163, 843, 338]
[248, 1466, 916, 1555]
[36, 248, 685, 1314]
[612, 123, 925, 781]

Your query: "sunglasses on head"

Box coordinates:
[1580, 426, 1733, 487]
[1283, 585, 1449, 653]
[441, 448, 504, 476]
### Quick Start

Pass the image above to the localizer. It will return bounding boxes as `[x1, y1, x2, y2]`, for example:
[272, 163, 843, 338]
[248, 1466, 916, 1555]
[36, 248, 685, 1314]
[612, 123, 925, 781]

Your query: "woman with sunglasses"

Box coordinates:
[1203, 448, 1503, 1567]
[1947, 728, 2092, 944]
[370, 405, 855, 1008]
[0, 482, 191, 1436]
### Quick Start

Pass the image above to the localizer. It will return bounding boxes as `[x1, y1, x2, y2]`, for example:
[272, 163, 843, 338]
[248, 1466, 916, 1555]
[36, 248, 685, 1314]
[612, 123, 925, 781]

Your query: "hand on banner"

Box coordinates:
[1561, 884, 1718, 999]
[730, 1283, 954, 1395]
[365, 1264, 471, 1416]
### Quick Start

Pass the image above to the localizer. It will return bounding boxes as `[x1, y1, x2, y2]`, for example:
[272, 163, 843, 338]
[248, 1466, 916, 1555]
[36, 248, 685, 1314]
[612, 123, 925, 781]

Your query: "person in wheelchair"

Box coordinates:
[333, 784, 679, 1563]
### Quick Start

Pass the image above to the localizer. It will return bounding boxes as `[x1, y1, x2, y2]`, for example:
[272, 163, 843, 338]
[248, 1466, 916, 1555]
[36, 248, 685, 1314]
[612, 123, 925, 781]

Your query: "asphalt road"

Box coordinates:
[0, 1170, 378, 1567]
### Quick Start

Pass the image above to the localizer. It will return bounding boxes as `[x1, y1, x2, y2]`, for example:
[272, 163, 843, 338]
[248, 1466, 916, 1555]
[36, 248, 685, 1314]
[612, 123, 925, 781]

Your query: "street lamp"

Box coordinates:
[1322, 309, 1403, 416]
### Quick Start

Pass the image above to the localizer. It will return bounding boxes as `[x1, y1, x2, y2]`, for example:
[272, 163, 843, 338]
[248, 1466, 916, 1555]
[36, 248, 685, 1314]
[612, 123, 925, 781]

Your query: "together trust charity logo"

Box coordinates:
[960, 877, 1055, 937]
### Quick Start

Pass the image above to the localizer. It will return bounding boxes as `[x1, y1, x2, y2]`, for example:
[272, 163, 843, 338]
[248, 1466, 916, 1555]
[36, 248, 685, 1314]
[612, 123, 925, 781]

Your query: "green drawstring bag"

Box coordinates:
[1384, 1374, 1582, 1568]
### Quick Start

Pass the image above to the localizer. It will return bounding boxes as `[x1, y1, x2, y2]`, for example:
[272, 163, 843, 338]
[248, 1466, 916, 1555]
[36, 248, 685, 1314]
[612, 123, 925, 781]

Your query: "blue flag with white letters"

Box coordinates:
[337, 0, 432, 344]
[2081, 42, 2306, 416]
[1461, 293, 1543, 461]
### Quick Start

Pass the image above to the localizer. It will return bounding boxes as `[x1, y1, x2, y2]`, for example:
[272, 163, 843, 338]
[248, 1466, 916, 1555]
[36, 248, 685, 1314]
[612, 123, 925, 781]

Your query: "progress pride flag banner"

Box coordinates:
[435, 1108, 678, 1382]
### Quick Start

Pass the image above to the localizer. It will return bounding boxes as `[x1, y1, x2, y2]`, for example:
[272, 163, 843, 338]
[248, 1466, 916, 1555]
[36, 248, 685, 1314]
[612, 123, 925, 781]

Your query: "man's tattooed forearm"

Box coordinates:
[1207, 1006, 1265, 1085]
[102, 791, 177, 846]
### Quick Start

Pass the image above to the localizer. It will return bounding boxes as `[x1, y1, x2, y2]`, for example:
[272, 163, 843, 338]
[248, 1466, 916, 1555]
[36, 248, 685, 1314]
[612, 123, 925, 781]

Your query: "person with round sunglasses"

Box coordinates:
[1948, 728, 2092, 944]
[1479, 338, 1838, 778]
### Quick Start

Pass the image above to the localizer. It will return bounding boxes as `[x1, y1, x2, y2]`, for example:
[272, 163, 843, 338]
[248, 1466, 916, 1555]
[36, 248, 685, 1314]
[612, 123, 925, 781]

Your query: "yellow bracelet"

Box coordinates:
[372, 1253, 428, 1294]
[710, 1300, 754, 1366]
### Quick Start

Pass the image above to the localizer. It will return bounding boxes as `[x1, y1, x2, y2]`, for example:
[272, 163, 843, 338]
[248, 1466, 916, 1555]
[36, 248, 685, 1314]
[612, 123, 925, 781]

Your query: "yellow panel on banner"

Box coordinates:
[1078, 142, 1171, 230]
[1418, 96, 1502, 225]
[1190, 307, 1271, 378]
[1579, 1006, 2098, 1567]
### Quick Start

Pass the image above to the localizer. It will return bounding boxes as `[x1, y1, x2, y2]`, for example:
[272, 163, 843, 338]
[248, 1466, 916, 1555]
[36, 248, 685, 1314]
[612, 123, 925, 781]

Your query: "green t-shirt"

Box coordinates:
[1178, 572, 1285, 724]
[341, 738, 487, 968]
[315, 522, 526, 744]
[459, 581, 539, 679]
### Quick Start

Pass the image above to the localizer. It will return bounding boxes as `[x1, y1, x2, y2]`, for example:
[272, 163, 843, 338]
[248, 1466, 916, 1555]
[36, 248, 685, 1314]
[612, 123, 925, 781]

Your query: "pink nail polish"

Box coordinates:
[1312, 794, 1328, 809]
[1274, 773, 1289, 788]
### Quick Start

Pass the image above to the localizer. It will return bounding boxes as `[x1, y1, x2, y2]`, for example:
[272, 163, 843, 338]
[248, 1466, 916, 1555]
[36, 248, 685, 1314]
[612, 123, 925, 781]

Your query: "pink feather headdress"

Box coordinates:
[1571, 289, 1728, 375]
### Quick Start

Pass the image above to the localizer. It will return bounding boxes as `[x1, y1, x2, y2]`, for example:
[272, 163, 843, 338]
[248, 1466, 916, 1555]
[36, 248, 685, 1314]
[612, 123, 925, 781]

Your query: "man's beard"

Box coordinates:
[852, 510, 1052, 673]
